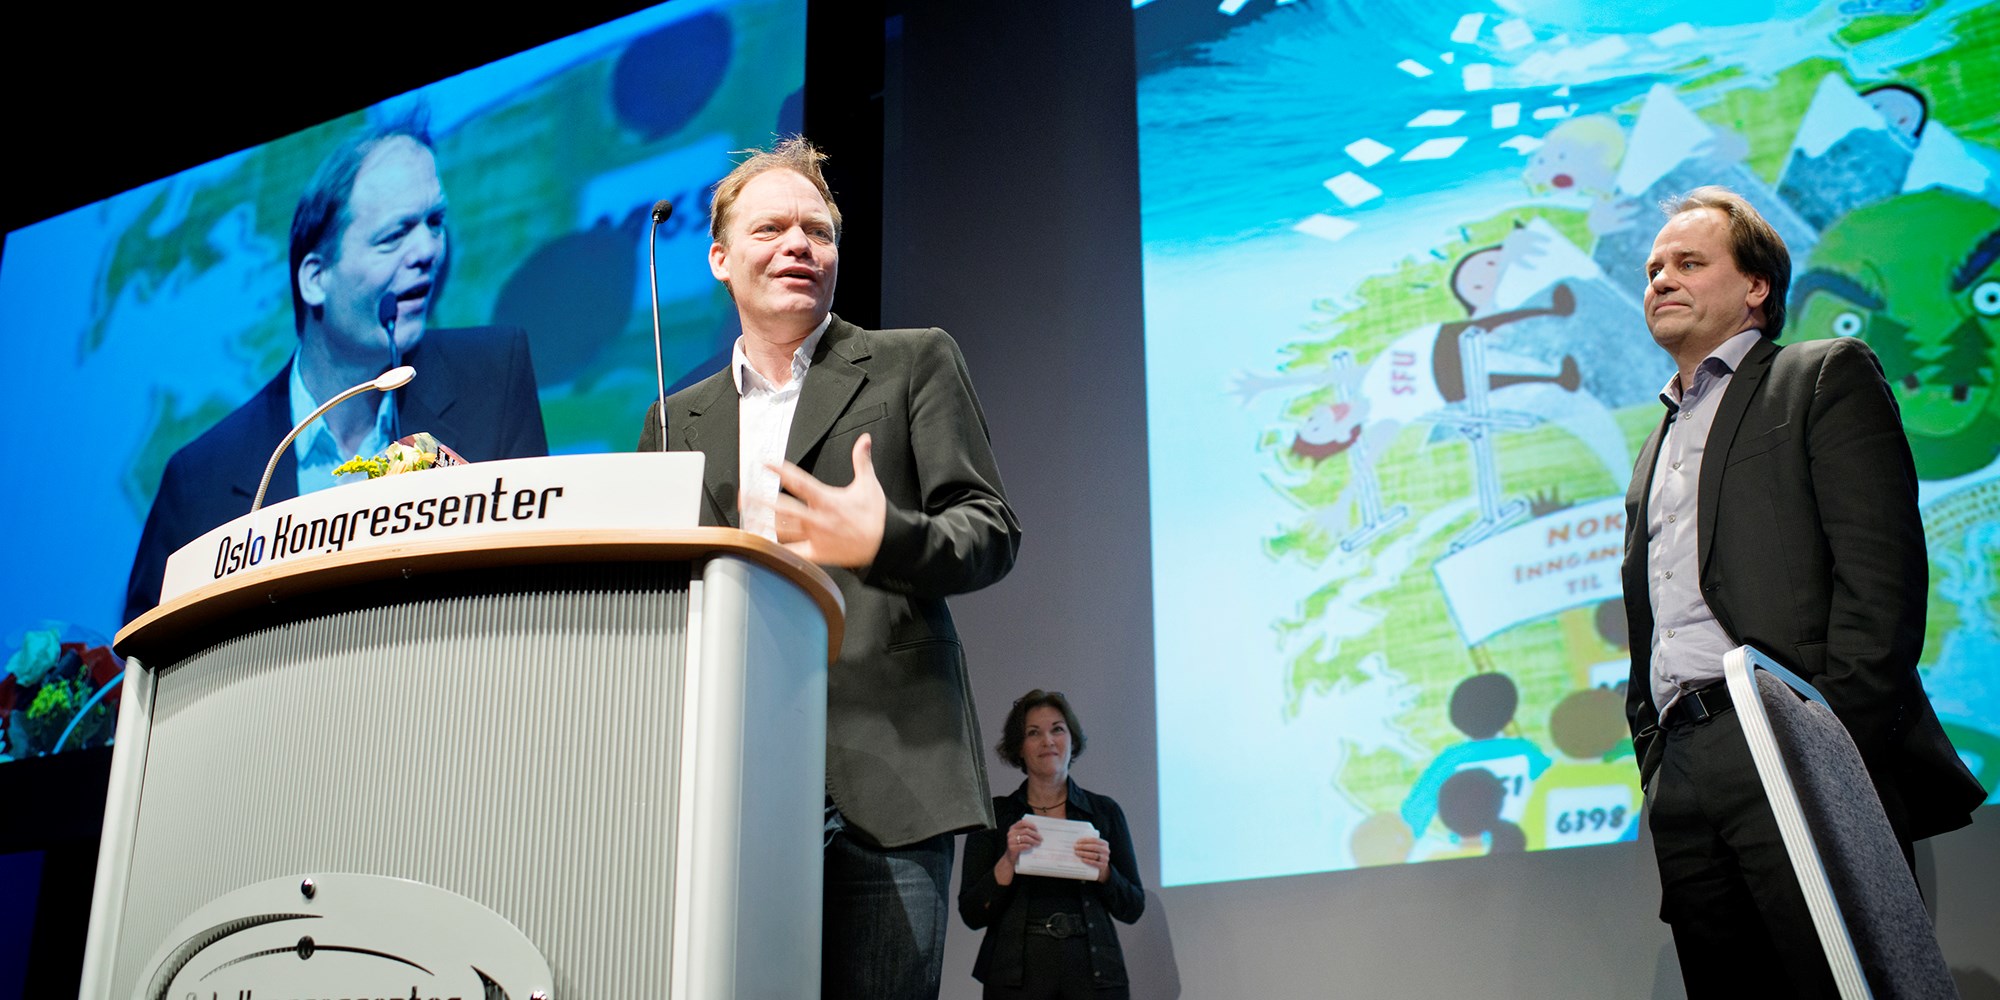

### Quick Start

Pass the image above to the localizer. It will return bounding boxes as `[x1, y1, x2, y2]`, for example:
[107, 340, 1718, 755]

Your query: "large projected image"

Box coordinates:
[1137, 0, 2000, 885]
[0, 0, 804, 764]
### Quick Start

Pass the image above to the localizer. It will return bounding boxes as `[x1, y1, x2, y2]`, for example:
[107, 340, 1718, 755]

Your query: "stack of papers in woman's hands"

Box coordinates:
[1015, 816, 1100, 880]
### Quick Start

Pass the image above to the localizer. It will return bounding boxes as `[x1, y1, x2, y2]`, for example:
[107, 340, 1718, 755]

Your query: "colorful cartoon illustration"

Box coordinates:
[1779, 76, 1924, 230]
[1791, 188, 2000, 479]
[1437, 767, 1528, 857]
[1401, 672, 1551, 842]
[1273, 252, 1582, 466]
[1519, 688, 1641, 851]
[1863, 83, 1929, 143]
[1919, 481, 2000, 807]
[1284, 276, 1580, 468]
[1242, 233, 1631, 552]
[1582, 598, 1633, 694]
[1524, 116, 1639, 240]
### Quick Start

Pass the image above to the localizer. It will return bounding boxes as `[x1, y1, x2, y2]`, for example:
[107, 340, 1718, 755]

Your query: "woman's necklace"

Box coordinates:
[1028, 796, 1067, 814]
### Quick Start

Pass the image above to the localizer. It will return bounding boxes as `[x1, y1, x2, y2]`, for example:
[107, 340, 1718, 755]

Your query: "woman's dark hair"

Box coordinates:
[996, 689, 1087, 771]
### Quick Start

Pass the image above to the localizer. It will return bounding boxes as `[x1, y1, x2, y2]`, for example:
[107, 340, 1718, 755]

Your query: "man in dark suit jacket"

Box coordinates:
[638, 138, 1019, 1000]
[1622, 186, 1984, 998]
[124, 325, 546, 620]
[123, 116, 547, 622]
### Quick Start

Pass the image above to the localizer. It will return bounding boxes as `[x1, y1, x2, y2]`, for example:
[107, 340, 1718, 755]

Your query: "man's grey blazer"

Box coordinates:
[641, 315, 1021, 848]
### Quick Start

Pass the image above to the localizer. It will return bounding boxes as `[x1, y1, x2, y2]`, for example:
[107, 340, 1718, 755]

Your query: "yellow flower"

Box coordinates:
[332, 455, 388, 479]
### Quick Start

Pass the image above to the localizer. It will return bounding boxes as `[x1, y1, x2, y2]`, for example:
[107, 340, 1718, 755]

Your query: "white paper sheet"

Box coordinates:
[1014, 816, 1102, 880]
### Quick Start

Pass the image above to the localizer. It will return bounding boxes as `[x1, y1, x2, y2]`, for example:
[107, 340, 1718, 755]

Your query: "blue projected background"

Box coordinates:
[1136, 0, 2000, 886]
[0, 0, 805, 765]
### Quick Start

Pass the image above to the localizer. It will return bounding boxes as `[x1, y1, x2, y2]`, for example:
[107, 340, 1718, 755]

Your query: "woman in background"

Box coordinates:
[959, 690, 1144, 999]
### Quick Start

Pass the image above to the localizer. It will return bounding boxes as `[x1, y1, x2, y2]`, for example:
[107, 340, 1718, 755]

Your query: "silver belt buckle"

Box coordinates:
[1686, 686, 1712, 721]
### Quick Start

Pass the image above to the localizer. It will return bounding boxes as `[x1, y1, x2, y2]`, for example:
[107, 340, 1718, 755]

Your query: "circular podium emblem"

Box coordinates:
[137, 873, 554, 999]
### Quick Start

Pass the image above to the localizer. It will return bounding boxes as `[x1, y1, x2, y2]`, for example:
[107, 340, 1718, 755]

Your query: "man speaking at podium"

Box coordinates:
[639, 137, 1020, 1000]
[123, 116, 548, 623]
[1622, 186, 1984, 997]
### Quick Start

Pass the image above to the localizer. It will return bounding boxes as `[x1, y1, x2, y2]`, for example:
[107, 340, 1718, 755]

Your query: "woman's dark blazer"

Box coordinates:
[959, 778, 1145, 990]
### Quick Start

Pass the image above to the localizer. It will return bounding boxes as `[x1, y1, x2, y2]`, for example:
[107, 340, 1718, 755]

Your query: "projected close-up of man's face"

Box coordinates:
[298, 136, 449, 366]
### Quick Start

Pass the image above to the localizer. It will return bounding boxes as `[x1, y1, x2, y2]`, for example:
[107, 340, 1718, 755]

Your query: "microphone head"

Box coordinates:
[651, 199, 674, 224]
[374, 366, 416, 391]
[377, 292, 399, 330]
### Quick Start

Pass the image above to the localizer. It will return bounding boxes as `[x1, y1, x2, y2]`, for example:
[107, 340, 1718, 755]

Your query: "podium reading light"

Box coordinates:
[251, 366, 418, 512]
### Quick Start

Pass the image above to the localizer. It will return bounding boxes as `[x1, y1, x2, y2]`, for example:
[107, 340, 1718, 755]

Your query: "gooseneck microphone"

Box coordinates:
[252, 366, 416, 513]
[648, 198, 674, 450]
[379, 292, 402, 441]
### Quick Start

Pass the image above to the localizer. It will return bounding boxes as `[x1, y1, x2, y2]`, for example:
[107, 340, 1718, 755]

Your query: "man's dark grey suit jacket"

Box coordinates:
[640, 316, 1021, 848]
[1621, 334, 1985, 842]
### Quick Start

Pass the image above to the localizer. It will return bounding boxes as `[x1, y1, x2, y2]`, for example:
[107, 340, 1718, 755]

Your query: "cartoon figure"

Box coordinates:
[1274, 250, 1586, 548]
[1285, 258, 1579, 465]
[1349, 810, 1416, 867]
[1519, 688, 1641, 851]
[1400, 672, 1552, 840]
[1286, 356, 1410, 552]
[1778, 75, 1925, 230]
[1482, 218, 1663, 409]
[1789, 188, 2000, 479]
[1582, 598, 1632, 694]
[1243, 232, 1644, 551]
[1861, 83, 1928, 144]
[1440, 248, 1584, 400]
[1437, 767, 1527, 856]
[1524, 116, 1639, 239]
[1428, 252, 1583, 548]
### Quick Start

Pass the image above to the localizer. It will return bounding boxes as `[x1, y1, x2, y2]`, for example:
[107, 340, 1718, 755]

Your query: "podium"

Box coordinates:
[79, 455, 843, 999]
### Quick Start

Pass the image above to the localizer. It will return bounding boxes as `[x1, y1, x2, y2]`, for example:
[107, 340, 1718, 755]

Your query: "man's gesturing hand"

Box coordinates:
[764, 433, 887, 568]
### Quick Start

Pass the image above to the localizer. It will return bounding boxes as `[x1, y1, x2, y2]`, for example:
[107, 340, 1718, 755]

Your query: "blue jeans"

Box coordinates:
[822, 822, 955, 1000]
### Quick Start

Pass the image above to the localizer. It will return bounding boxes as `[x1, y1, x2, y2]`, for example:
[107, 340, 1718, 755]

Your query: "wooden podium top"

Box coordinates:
[116, 527, 845, 665]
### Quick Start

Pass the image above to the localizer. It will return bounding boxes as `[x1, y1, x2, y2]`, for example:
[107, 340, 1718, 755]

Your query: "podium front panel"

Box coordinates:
[107, 563, 694, 998]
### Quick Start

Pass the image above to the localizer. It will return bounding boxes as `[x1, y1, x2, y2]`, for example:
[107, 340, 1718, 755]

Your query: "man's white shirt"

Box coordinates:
[733, 314, 832, 541]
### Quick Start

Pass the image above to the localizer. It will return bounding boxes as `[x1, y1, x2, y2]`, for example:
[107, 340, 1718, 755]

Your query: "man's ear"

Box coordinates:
[298, 252, 328, 309]
[708, 240, 731, 284]
[1745, 273, 1770, 317]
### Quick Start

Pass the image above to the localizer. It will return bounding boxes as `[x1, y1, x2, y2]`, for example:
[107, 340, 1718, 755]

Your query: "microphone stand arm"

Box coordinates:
[252, 369, 413, 513]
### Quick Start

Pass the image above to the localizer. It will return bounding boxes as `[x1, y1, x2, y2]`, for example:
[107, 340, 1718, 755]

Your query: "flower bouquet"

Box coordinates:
[332, 431, 466, 481]
[1, 622, 124, 760]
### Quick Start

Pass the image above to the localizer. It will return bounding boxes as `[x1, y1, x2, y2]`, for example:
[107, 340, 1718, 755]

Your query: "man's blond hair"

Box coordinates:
[709, 136, 842, 246]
